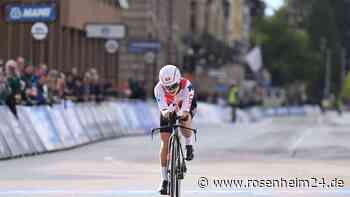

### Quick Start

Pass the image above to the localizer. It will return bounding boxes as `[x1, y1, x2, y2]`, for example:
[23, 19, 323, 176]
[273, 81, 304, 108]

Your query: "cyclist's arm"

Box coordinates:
[154, 84, 173, 116]
[179, 81, 194, 115]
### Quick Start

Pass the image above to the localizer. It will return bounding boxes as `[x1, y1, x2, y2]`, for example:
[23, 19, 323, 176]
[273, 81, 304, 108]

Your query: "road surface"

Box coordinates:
[0, 114, 350, 197]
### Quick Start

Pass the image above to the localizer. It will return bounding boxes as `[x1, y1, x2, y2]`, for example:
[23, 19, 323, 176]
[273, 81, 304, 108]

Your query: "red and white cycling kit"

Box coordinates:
[154, 78, 196, 117]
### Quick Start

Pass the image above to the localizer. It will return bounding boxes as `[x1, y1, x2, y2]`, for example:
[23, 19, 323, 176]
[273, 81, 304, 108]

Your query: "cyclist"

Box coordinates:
[154, 65, 197, 195]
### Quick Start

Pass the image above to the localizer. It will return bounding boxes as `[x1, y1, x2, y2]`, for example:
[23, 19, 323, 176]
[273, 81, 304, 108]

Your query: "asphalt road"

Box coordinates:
[0, 114, 350, 197]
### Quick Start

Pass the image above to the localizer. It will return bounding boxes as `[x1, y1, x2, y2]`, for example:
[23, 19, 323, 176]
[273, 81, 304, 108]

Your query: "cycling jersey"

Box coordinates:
[154, 78, 195, 116]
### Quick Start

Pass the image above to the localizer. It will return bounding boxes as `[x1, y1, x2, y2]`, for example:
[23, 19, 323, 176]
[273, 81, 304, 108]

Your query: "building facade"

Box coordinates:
[0, 0, 124, 82]
[118, 0, 192, 93]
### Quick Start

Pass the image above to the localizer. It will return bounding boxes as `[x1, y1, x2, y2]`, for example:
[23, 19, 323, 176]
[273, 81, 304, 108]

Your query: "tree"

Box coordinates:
[342, 72, 350, 100]
[251, 10, 322, 98]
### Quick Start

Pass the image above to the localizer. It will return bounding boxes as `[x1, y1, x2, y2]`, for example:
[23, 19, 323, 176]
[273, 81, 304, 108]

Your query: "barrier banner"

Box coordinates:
[85, 104, 105, 138]
[75, 104, 102, 141]
[3, 107, 33, 155]
[101, 103, 122, 136]
[0, 113, 12, 158]
[0, 107, 24, 156]
[264, 108, 276, 117]
[49, 106, 77, 148]
[147, 102, 160, 127]
[121, 102, 141, 131]
[288, 107, 305, 116]
[91, 104, 115, 138]
[110, 102, 130, 136]
[17, 107, 46, 153]
[199, 103, 222, 124]
[61, 106, 90, 144]
[247, 107, 263, 122]
[125, 101, 147, 134]
[304, 105, 321, 115]
[276, 107, 289, 116]
[21, 106, 63, 151]
[110, 102, 129, 133]
[132, 102, 156, 134]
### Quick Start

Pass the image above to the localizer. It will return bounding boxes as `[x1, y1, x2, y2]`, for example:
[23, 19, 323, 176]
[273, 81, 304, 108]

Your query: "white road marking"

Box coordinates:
[0, 189, 350, 196]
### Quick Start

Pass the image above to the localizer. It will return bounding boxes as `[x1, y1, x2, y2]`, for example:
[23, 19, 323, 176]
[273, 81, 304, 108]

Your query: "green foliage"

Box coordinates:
[251, 10, 321, 88]
[342, 72, 350, 99]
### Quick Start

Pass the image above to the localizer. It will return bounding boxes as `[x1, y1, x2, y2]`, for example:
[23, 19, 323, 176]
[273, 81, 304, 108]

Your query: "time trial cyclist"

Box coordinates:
[154, 65, 197, 195]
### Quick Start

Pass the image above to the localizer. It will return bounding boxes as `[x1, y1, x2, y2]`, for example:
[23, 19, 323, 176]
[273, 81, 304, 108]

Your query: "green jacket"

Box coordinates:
[228, 86, 239, 105]
[7, 76, 22, 95]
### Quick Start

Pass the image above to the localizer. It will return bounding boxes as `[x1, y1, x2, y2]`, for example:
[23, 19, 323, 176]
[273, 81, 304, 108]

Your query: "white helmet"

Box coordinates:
[159, 65, 181, 94]
[159, 65, 181, 86]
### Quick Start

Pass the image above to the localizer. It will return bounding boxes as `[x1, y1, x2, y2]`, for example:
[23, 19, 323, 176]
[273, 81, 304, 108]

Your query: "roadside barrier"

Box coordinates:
[0, 101, 320, 159]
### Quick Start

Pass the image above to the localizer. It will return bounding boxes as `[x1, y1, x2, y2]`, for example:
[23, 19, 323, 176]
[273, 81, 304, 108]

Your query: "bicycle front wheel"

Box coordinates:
[169, 136, 181, 197]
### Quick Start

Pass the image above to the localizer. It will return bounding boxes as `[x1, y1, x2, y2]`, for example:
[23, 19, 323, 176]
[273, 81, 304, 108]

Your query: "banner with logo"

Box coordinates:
[74, 104, 103, 141]
[21, 107, 63, 151]
[0, 107, 24, 156]
[109, 102, 129, 136]
[0, 128, 11, 158]
[5, 3, 57, 22]
[61, 106, 90, 144]
[101, 103, 122, 136]
[123, 102, 144, 134]
[90, 104, 115, 138]
[2, 107, 33, 155]
[48, 106, 77, 148]
[17, 107, 46, 153]
[132, 101, 156, 134]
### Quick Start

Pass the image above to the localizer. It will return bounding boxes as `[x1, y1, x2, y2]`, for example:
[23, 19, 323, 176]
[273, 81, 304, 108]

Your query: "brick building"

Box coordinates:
[0, 0, 124, 82]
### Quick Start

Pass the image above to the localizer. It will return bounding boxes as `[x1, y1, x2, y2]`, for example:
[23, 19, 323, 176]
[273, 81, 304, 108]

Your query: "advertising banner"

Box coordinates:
[5, 3, 57, 22]
[61, 107, 90, 144]
[48, 106, 77, 148]
[3, 108, 33, 155]
[0, 107, 24, 156]
[90, 104, 115, 138]
[22, 107, 62, 151]
[17, 107, 46, 153]
[109, 102, 128, 136]
[75, 104, 102, 141]
[101, 103, 121, 136]
[0, 117, 13, 158]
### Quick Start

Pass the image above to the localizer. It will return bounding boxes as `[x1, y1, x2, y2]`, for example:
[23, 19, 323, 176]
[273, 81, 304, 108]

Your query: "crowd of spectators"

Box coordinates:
[0, 57, 123, 117]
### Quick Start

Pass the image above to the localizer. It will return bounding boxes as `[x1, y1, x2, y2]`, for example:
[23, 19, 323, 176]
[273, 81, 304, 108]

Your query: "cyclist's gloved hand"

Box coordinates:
[177, 111, 190, 121]
[161, 109, 174, 120]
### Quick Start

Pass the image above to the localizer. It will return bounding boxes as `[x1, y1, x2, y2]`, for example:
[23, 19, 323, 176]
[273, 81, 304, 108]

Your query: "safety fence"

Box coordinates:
[0, 101, 320, 160]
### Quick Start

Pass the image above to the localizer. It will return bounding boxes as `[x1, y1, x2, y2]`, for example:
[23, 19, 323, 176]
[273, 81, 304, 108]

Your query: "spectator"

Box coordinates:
[82, 72, 92, 101]
[21, 64, 36, 105]
[64, 72, 76, 99]
[90, 70, 105, 102]
[57, 72, 66, 99]
[16, 56, 25, 75]
[47, 69, 61, 104]
[5, 60, 23, 117]
[227, 80, 239, 123]
[35, 74, 48, 105]
[73, 76, 85, 102]
[0, 67, 10, 105]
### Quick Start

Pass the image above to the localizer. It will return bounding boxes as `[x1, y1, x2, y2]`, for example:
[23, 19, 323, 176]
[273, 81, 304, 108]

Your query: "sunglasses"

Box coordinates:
[165, 83, 179, 91]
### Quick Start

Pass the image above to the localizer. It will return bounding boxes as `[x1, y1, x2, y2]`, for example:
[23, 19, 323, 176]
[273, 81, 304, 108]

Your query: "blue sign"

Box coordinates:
[128, 41, 161, 53]
[6, 3, 57, 22]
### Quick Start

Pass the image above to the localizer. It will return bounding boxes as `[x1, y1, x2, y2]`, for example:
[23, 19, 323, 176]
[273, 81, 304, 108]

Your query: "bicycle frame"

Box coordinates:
[151, 119, 197, 197]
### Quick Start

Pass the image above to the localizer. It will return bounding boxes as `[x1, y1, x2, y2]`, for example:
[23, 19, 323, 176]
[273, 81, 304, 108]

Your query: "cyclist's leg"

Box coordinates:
[160, 132, 170, 178]
[158, 114, 174, 194]
[180, 99, 197, 161]
[180, 97, 197, 145]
